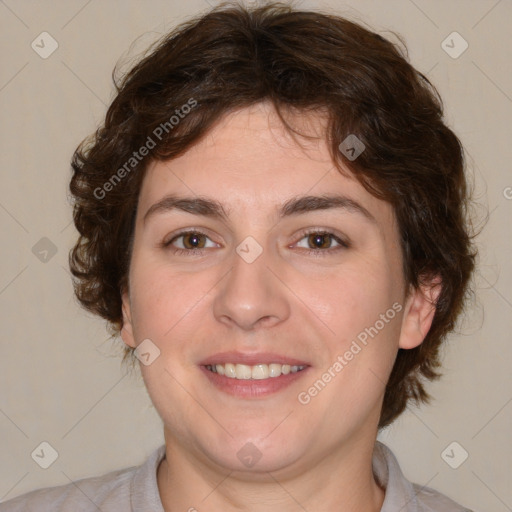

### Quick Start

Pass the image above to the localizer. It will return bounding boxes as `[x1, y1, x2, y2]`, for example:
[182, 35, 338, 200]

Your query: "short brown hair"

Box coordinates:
[69, 2, 476, 428]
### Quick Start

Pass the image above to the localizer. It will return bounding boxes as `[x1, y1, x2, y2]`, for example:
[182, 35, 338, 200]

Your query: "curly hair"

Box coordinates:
[69, 2, 476, 428]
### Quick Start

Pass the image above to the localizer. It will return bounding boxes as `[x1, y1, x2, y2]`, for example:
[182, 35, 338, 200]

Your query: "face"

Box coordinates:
[121, 102, 435, 477]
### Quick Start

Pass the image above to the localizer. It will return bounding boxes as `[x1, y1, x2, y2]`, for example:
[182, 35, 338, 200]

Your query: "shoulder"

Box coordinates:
[413, 483, 475, 511]
[373, 441, 474, 512]
[0, 467, 134, 512]
[0, 445, 166, 512]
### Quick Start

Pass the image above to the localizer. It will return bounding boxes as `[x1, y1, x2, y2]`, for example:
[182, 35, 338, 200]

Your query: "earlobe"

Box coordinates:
[120, 290, 136, 349]
[398, 276, 442, 350]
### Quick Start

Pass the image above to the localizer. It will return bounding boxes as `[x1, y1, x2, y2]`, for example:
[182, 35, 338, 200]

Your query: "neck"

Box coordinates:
[157, 431, 385, 512]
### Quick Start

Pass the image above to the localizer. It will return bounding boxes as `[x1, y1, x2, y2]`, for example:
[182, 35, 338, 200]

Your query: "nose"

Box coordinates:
[212, 242, 291, 331]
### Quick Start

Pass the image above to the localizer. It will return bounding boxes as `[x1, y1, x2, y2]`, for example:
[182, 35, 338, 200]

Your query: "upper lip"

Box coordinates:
[199, 351, 310, 367]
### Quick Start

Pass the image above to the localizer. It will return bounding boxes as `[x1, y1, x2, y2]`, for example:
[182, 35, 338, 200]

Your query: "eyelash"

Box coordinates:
[294, 229, 350, 255]
[162, 229, 350, 256]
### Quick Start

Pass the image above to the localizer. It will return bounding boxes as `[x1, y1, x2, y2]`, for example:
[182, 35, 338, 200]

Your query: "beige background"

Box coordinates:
[0, 0, 511, 510]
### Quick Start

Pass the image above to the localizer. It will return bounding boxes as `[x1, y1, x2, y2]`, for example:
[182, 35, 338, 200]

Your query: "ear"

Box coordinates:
[398, 275, 442, 350]
[120, 289, 136, 349]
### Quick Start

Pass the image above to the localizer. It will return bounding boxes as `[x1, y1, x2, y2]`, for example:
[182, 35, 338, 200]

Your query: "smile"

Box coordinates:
[205, 363, 307, 380]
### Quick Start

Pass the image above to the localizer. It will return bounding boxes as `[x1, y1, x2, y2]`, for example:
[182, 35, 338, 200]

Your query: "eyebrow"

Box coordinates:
[143, 193, 376, 224]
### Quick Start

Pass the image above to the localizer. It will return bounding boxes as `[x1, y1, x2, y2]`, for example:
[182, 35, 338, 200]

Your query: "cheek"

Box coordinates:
[312, 256, 401, 343]
[128, 254, 219, 347]
[301, 266, 402, 428]
[303, 249, 404, 405]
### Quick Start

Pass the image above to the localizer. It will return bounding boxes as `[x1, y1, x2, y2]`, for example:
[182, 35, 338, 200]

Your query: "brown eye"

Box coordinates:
[166, 230, 217, 251]
[294, 231, 348, 253]
[307, 233, 333, 249]
[181, 232, 207, 249]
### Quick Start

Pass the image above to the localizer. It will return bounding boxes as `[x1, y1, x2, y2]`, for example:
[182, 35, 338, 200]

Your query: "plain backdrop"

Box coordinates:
[0, 1, 511, 510]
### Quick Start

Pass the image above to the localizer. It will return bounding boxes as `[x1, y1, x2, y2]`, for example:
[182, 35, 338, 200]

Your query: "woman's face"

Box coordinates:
[121, 102, 433, 476]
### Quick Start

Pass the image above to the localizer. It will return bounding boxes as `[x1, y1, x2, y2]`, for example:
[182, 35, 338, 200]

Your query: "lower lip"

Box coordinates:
[200, 366, 310, 398]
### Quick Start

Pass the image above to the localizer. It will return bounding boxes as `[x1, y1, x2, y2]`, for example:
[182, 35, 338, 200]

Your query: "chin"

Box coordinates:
[196, 430, 309, 476]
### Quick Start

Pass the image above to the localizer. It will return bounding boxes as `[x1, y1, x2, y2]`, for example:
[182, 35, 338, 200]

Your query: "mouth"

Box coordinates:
[199, 352, 310, 398]
[205, 362, 307, 380]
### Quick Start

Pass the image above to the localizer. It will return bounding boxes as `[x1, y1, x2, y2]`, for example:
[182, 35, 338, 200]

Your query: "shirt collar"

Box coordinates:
[131, 441, 419, 512]
[131, 444, 166, 512]
[373, 441, 420, 512]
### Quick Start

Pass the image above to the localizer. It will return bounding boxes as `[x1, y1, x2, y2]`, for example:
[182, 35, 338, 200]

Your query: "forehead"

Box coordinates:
[138, 103, 395, 227]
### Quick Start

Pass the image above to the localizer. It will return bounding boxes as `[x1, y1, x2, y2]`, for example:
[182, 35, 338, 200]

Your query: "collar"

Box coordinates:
[130, 441, 419, 512]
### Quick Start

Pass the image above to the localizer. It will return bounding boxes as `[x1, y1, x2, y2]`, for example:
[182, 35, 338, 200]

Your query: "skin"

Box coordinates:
[121, 102, 439, 512]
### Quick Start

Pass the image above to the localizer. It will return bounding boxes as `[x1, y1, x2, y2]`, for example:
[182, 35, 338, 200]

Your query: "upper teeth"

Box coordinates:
[206, 363, 306, 380]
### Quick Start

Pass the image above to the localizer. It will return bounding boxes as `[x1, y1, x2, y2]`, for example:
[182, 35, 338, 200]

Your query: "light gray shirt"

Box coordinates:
[0, 442, 473, 511]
